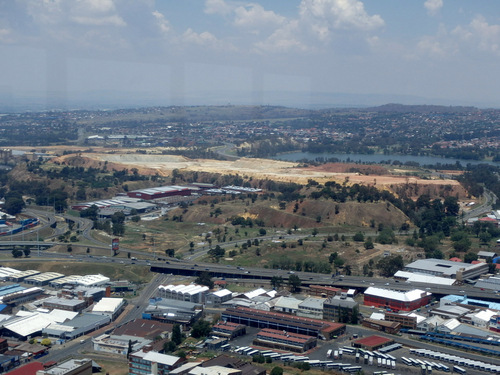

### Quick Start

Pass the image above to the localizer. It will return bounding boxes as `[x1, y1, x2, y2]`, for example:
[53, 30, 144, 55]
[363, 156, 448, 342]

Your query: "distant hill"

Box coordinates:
[362, 103, 478, 113]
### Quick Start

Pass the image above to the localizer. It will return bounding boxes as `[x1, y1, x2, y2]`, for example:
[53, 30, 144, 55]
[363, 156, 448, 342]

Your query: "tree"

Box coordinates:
[191, 320, 212, 338]
[377, 228, 397, 244]
[444, 196, 460, 216]
[195, 272, 214, 289]
[377, 255, 404, 277]
[23, 246, 31, 257]
[288, 274, 301, 292]
[270, 367, 284, 375]
[351, 305, 359, 324]
[208, 245, 225, 261]
[312, 228, 318, 237]
[453, 237, 471, 252]
[165, 248, 175, 257]
[479, 231, 492, 245]
[12, 249, 22, 258]
[271, 275, 283, 289]
[172, 324, 182, 345]
[163, 340, 177, 353]
[40, 338, 52, 347]
[127, 339, 133, 359]
[364, 237, 374, 249]
[5, 195, 25, 215]
[353, 232, 364, 242]
[464, 252, 478, 263]
[111, 212, 126, 236]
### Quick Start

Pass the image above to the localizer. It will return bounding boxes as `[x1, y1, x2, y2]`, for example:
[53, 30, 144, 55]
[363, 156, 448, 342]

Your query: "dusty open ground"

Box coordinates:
[46, 148, 463, 190]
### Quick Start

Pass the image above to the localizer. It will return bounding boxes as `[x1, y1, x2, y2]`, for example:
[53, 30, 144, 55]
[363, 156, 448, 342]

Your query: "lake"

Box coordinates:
[272, 152, 499, 167]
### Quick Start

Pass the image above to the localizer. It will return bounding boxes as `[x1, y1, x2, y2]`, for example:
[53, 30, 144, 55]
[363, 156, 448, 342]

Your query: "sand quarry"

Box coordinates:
[47, 148, 464, 195]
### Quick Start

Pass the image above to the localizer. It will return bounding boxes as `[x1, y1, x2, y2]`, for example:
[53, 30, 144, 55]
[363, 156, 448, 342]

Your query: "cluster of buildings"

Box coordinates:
[149, 283, 353, 354]
[70, 183, 263, 218]
[358, 255, 500, 338]
[0, 266, 136, 348]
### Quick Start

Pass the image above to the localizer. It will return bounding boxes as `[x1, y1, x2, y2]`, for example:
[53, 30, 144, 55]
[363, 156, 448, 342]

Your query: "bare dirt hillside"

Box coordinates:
[49, 152, 465, 198]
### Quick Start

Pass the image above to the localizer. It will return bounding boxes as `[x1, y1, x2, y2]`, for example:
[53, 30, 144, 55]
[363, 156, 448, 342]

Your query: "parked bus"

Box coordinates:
[453, 366, 466, 374]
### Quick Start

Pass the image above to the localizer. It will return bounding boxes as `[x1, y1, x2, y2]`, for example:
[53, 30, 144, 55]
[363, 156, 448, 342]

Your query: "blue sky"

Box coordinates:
[1, 0, 500, 109]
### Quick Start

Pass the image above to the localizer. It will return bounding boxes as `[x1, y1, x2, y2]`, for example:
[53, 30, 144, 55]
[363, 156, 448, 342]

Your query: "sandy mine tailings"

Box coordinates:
[52, 153, 463, 194]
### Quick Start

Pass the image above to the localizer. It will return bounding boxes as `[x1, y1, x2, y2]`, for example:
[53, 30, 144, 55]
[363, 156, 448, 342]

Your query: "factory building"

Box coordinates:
[364, 287, 431, 312]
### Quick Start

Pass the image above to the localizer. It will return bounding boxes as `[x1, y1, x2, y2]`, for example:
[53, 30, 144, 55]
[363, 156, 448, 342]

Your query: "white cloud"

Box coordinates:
[77, 0, 116, 13]
[233, 4, 285, 28]
[72, 15, 125, 27]
[255, 0, 384, 53]
[424, 0, 443, 17]
[254, 20, 308, 53]
[299, 0, 385, 32]
[417, 35, 447, 58]
[182, 28, 222, 48]
[452, 15, 500, 55]
[204, 0, 234, 15]
[152, 10, 171, 35]
[0, 28, 12, 43]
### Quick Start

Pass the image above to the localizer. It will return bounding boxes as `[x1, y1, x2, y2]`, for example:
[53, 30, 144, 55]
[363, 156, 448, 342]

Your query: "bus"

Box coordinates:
[453, 366, 466, 374]
[343, 366, 363, 373]
[401, 357, 412, 366]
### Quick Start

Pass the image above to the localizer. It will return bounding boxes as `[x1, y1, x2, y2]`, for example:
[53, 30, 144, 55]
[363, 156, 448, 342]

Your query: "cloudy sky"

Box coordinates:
[1, 0, 500, 109]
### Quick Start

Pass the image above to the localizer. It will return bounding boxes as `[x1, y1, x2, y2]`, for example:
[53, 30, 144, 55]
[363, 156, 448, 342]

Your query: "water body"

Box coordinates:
[272, 152, 500, 167]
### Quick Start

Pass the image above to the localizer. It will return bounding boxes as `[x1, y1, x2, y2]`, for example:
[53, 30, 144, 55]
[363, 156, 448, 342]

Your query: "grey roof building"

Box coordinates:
[474, 276, 500, 291]
[323, 295, 358, 323]
[297, 297, 325, 319]
[404, 258, 489, 280]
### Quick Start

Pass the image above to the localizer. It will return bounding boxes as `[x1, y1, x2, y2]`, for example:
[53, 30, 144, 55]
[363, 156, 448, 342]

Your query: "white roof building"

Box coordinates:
[74, 274, 110, 287]
[394, 271, 457, 285]
[469, 309, 497, 327]
[93, 298, 123, 313]
[365, 287, 431, 302]
[92, 297, 125, 320]
[189, 366, 241, 375]
[157, 284, 209, 304]
[0, 267, 21, 280]
[2, 309, 76, 338]
[133, 349, 181, 366]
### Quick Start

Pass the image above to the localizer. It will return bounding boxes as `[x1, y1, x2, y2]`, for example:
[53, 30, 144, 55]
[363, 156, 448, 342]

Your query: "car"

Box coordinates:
[166, 261, 170, 264]
[288, 271, 295, 274]
[460, 290, 465, 293]
[370, 283, 374, 285]
[120, 261, 124, 264]
[385, 283, 389, 285]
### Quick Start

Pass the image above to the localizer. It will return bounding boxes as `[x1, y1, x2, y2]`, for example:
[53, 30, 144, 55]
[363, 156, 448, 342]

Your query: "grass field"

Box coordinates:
[0, 259, 155, 284]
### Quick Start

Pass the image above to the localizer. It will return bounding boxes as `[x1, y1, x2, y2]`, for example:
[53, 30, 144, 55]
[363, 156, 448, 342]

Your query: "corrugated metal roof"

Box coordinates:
[365, 287, 430, 302]
[394, 271, 456, 285]
[93, 298, 123, 313]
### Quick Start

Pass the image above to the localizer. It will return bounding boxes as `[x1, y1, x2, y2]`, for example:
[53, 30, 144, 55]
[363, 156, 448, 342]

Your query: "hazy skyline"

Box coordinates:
[1, 0, 500, 110]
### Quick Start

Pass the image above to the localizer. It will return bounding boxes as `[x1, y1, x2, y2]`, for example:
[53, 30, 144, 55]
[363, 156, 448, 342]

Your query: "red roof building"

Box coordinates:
[254, 328, 317, 353]
[5, 362, 44, 375]
[449, 257, 463, 262]
[212, 321, 246, 339]
[222, 307, 345, 339]
[352, 335, 394, 351]
[364, 287, 431, 312]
